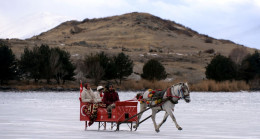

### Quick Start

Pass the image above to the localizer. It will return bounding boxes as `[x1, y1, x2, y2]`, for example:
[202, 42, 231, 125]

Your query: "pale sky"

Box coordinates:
[0, 0, 259, 49]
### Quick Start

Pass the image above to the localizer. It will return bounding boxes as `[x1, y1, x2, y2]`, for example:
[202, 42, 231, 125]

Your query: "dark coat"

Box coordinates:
[102, 89, 119, 106]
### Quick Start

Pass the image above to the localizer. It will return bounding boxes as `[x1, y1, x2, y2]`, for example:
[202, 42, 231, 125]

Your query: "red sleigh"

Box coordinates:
[80, 100, 138, 131]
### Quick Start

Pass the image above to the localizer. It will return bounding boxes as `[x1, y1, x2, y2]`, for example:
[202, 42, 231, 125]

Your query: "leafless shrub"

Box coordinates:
[204, 49, 215, 54]
[70, 25, 83, 34]
[83, 55, 104, 86]
[205, 38, 213, 43]
[229, 47, 249, 65]
[49, 50, 62, 83]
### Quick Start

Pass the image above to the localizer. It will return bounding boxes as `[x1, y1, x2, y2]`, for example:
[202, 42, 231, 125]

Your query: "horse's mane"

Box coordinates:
[173, 82, 185, 86]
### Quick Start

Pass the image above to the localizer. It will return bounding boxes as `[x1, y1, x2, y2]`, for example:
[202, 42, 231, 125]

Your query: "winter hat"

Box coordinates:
[97, 86, 104, 91]
[105, 83, 112, 90]
[84, 83, 89, 88]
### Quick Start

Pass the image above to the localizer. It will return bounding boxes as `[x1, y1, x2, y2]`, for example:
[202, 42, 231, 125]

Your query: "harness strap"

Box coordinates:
[166, 88, 171, 97]
[167, 87, 181, 99]
[169, 98, 178, 104]
[138, 87, 181, 106]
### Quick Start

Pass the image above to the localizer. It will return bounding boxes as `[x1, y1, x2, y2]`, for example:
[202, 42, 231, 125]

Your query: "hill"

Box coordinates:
[2, 12, 257, 83]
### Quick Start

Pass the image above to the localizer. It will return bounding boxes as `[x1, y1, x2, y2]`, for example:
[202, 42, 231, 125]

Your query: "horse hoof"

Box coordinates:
[155, 129, 160, 133]
[178, 127, 182, 130]
[133, 125, 138, 128]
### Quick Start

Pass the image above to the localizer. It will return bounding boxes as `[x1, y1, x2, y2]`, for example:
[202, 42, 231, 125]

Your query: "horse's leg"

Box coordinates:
[165, 108, 182, 130]
[157, 112, 169, 129]
[139, 103, 147, 121]
[151, 109, 159, 132]
[134, 103, 146, 128]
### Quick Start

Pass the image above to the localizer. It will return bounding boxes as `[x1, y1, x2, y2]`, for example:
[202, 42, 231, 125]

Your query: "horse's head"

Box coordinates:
[181, 82, 191, 103]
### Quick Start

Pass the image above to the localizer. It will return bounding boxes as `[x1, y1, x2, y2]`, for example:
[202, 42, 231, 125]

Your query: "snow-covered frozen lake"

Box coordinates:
[0, 91, 260, 139]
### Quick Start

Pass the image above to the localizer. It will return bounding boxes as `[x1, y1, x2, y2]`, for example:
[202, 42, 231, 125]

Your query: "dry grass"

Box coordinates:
[14, 84, 44, 91]
[190, 80, 250, 92]
[6, 80, 79, 91]
[249, 78, 260, 90]
[1, 79, 251, 92]
[118, 79, 250, 92]
[118, 79, 188, 90]
[13, 84, 79, 91]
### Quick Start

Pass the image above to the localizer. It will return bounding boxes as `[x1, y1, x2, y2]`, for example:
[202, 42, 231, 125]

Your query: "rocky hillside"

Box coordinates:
[3, 12, 256, 83]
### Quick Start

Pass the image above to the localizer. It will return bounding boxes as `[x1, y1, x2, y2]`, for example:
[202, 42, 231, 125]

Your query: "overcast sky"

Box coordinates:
[0, 0, 259, 49]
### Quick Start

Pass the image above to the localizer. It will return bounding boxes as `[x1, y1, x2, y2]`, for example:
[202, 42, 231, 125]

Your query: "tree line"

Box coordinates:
[0, 42, 168, 85]
[1, 40, 259, 87]
[0, 42, 75, 85]
[79, 52, 167, 85]
[205, 47, 260, 83]
[80, 52, 134, 85]
[19, 44, 75, 84]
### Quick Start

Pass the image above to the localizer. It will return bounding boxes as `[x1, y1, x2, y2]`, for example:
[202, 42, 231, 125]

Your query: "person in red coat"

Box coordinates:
[102, 83, 120, 118]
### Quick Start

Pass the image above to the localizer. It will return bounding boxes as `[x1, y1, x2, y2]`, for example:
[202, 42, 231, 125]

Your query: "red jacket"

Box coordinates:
[102, 89, 119, 106]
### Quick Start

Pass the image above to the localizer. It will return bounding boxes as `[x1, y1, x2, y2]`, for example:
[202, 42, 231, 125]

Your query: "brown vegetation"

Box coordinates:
[113, 79, 250, 92]
[0, 79, 252, 92]
[117, 80, 172, 90]
[1, 80, 79, 91]
[190, 80, 250, 92]
[13, 84, 78, 91]
[121, 80, 250, 92]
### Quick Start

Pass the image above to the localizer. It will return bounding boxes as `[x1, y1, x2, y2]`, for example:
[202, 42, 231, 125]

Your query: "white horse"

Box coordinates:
[136, 82, 191, 132]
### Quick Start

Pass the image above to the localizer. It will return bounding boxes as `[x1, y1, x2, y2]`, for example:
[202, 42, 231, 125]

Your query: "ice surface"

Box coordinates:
[0, 91, 260, 139]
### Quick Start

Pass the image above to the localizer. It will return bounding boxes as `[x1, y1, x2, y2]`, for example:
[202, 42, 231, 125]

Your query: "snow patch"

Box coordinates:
[72, 54, 79, 57]
[147, 53, 158, 56]
[174, 25, 186, 30]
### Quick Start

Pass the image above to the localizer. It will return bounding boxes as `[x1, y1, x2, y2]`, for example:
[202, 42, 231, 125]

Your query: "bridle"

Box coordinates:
[181, 84, 190, 99]
[166, 83, 190, 103]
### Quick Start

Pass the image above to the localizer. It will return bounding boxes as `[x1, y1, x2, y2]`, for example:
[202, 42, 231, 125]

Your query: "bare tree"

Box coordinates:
[49, 48, 75, 84]
[229, 47, 249, 65]
[74, 59, 85, 82]
[83, 54, 105, 86]
[49, 50, 62, 84]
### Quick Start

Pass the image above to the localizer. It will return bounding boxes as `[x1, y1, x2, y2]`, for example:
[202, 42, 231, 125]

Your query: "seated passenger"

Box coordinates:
[94, 86, 104, 103]
[102, 83, 120, 118]
[81, 83, 97, 103]
[81, 83, 98, 126]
